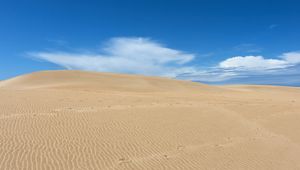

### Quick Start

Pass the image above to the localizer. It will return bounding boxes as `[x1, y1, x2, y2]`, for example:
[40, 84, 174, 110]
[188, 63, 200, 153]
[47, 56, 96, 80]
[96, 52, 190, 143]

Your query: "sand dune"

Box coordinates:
[0, 70, 300, 170]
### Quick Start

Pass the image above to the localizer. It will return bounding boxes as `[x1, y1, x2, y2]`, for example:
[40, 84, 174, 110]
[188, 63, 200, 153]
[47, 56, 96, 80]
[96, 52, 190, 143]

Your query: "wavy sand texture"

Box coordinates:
[0, 70, 300, 170]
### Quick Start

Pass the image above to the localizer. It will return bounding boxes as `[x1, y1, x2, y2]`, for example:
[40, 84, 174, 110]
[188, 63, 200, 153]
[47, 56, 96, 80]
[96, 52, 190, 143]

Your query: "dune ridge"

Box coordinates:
[0, 70, 300, 170]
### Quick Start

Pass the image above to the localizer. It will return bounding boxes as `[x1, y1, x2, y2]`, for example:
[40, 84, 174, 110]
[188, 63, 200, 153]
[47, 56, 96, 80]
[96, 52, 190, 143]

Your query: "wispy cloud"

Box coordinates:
[29, 37, 195, 77]
[46, 39, 69, 47]
[233, 43, 263, 53]
[29, 37, 300, 85]
[269, 24, 278, 29]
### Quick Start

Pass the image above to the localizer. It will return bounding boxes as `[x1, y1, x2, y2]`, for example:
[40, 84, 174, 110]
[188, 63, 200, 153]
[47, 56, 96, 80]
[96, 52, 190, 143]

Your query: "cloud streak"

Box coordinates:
[29, 37, 300, 86]
[233, 44, 263, 53]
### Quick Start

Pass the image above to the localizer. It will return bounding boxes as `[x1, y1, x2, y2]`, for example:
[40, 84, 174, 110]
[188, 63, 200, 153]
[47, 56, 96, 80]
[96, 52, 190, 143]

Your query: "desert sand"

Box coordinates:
[0, 70, 300, 170]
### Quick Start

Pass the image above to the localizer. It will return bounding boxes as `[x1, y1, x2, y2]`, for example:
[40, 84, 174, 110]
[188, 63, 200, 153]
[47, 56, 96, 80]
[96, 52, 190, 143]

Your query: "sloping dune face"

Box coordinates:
[0, 71, 300, 170]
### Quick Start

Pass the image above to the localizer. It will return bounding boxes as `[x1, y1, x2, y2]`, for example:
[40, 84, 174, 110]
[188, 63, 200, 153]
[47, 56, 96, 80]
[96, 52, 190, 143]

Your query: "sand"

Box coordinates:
[0, 70, 300, 170]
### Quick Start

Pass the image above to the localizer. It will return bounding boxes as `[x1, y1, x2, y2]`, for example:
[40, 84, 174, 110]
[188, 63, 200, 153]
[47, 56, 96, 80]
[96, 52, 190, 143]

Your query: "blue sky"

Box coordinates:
[1, 0, 300, 86]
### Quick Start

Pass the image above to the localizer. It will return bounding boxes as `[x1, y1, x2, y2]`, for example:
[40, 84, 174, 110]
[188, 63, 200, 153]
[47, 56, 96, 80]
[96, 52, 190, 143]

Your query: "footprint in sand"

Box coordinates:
[118, 157, 132, 165]
[177, 145, 185, 151]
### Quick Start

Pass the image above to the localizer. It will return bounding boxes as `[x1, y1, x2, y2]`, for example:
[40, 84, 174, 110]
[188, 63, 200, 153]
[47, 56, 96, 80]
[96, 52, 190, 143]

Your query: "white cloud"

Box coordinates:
[30, 37, 195, 77]
[218, 53, 300, 71]
[219, 56, 289, 70]
[178, 53, 300, 83]
[29, 37, 300, 85]
[280, 52, 300, 64]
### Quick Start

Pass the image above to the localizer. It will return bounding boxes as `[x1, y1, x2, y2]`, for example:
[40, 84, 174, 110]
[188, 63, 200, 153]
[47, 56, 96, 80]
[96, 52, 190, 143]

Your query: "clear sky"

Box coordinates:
[1, 0, 300, 86]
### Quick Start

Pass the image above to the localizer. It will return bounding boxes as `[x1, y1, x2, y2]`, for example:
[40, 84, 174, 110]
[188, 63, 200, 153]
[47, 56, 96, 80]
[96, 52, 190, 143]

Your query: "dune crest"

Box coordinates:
[0, 70, 212, 92]
[1, 70, 300, 170]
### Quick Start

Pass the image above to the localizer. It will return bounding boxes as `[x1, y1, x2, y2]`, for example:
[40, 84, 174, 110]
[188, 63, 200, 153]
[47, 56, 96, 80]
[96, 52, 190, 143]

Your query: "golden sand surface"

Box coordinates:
[1, 70, 300, 169]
